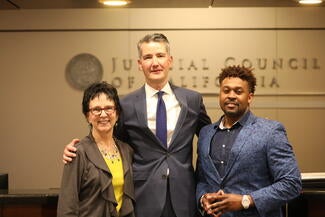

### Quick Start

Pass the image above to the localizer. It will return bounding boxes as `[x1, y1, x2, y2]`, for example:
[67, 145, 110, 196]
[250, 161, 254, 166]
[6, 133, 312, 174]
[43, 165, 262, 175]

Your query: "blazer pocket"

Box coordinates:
[133, 171, 149, 190]
[133, 171, 149, 181]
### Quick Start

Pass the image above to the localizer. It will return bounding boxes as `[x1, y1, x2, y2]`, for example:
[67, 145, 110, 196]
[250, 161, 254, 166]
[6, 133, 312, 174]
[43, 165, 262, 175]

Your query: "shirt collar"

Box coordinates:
[145, 82, 172, 98]
[217, 110, 251, 130]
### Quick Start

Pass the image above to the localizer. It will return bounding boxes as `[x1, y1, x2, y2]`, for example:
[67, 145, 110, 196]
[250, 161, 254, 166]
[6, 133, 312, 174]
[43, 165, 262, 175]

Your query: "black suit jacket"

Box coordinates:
[117, 84, 211, 217]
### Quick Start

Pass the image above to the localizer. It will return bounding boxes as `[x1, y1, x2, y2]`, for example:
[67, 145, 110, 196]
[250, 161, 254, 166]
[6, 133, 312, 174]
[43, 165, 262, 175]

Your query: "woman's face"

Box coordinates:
[87, 93, 118, 135]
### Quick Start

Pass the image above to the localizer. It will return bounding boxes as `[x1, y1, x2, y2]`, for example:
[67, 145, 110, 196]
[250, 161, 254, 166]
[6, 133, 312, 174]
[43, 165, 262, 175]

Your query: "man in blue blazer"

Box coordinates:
[64, 33, 211, 217]
[196, 65, 301, 217]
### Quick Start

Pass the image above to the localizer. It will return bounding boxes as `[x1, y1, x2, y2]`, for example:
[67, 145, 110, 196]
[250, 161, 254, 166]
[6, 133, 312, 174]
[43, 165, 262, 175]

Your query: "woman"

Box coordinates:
[57, 81, 135, 217]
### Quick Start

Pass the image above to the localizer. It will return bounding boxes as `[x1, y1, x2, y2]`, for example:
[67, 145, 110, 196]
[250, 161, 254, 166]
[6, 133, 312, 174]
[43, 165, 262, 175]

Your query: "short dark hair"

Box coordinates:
[137, 33, 170, 58]
[218, 65, 257, 94]
[82, 81, 122, 117]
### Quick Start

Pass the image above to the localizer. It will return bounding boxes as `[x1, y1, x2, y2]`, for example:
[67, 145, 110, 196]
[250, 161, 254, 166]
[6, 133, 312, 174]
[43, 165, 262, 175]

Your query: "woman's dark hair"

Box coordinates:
[82, 81, 122, 117]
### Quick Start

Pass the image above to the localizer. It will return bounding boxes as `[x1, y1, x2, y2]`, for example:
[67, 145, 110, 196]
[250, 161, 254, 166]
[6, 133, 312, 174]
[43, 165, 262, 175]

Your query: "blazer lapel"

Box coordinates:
[117, 141, 130, 175]
[83, 136, 116, 204]
[204, 125, 223, 184]
[84, 135, 111, 174]
[223, 113, 256, 180]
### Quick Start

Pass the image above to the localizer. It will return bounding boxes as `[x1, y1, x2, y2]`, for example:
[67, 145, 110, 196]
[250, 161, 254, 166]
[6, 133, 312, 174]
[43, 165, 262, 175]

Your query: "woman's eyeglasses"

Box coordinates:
[89, 106, 116, 116]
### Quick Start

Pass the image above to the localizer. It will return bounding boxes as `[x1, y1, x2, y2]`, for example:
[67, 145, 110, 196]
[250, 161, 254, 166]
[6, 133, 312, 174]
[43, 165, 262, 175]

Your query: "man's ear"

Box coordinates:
[137, 59, 143, 71]
[248, 93, 254, 105]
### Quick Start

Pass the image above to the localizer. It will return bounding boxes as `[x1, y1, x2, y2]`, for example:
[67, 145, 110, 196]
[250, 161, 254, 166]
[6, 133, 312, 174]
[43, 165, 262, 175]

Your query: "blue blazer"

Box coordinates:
[196, 111, 301, 217]
[117, 84, 211, 217]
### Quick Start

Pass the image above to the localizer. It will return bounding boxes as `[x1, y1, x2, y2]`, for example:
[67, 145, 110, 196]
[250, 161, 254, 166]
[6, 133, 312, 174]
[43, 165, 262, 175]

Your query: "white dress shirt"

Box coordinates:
[145, 83, 181, 147]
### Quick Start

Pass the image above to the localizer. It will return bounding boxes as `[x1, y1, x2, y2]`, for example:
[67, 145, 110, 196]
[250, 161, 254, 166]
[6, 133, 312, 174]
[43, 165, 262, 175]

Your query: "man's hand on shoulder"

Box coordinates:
[62, 138, 79, 164]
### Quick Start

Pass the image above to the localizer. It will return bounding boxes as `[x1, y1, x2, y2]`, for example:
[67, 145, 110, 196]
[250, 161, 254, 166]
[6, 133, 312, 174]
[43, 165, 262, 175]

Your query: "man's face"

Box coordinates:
[219, 77, 253, 120]
[137, 41, 173, 89]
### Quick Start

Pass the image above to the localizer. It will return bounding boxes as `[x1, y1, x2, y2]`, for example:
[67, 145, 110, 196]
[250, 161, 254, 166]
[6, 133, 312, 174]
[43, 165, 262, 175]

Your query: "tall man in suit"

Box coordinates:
[63, 33, 211, 217]
[196, 65, 301, 217]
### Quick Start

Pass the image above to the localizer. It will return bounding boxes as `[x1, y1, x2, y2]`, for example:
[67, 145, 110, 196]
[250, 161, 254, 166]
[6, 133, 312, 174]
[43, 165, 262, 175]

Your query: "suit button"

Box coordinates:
[162, 174, 168, 179]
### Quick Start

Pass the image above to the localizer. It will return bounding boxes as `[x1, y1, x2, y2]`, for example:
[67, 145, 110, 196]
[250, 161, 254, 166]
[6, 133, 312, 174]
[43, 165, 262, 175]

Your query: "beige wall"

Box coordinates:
[0, 8, 324, 189]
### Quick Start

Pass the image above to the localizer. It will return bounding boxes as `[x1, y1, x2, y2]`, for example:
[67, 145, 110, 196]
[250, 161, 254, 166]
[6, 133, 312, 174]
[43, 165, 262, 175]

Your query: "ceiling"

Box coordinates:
[0, 0, 324, 10]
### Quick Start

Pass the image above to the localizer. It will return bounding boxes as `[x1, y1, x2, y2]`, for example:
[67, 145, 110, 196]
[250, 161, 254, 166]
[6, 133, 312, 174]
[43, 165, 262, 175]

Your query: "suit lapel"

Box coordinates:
[134, 86, 164, 145]
[169, 85, 188, 146]
[134, 86, 148, 128]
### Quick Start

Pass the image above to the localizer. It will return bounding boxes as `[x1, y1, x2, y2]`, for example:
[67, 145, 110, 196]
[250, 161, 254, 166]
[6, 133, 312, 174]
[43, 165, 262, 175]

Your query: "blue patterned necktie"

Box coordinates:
[156, 91, 167, 147]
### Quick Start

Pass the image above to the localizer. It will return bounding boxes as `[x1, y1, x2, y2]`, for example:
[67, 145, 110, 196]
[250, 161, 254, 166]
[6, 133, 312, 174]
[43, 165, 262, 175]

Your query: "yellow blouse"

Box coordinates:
[103, 153, 124, 214]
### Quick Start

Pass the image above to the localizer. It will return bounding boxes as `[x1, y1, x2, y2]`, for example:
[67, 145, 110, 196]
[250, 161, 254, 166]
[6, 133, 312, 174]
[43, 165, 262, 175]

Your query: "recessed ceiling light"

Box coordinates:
[298, 0, 323, 4]
[99, 0, 129, 6]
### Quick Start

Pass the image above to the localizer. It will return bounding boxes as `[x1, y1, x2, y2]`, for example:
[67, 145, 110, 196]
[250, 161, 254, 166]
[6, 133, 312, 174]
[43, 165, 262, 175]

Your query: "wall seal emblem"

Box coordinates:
[65, 53, 103, 90]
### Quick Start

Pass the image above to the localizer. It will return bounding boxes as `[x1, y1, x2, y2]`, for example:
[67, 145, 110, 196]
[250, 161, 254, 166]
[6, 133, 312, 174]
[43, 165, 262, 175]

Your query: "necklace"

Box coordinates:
[98, 140, 121, 163]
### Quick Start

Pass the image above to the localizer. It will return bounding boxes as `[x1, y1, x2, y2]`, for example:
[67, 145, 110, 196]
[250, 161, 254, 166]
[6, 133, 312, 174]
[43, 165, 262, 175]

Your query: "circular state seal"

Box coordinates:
[65, 53, 103, 90]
